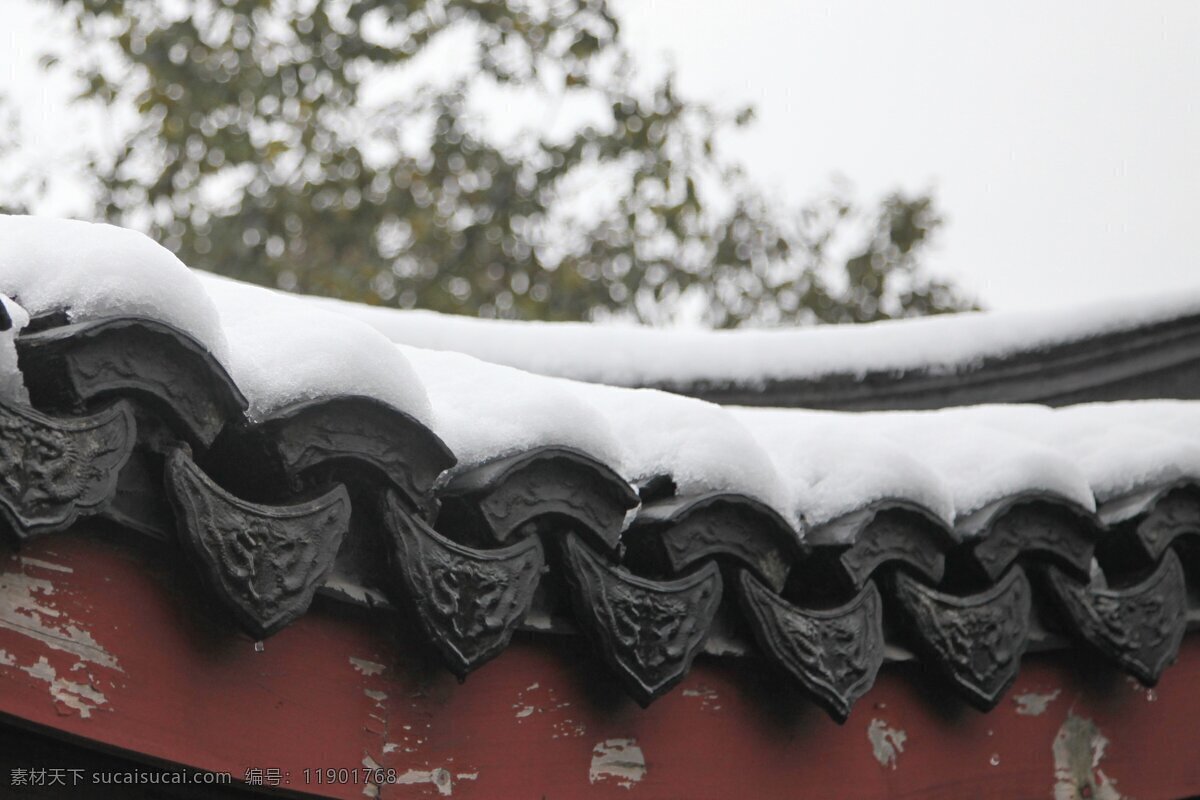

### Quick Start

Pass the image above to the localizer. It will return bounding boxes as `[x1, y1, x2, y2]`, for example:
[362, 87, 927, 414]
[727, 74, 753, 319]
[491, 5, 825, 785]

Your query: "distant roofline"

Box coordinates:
[292, 278, 1200, 408]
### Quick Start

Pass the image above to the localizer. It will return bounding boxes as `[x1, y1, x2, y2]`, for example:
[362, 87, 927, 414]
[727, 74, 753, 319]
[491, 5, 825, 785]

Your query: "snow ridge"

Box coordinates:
[303, 284, 1200, 388]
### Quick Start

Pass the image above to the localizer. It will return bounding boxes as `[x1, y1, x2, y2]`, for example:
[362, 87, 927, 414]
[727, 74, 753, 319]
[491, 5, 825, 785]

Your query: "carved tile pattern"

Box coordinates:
[562, 534, 722, 706]
[0, 399, 135, 539]
[1042, 550, 1187, 685]
[382, 491, 543, 677]
[19, 319, 245, 447]
[165, 449, 348, 638]
[971, 504, 1093, 581]
[265, 398, 453, 507]
[891, 568, 1032, 710]
[839, 514, 946, 588]
[480, 463, 624, 546]
[736, 570, 884, 722]
[656, 503, 791, 591]
[7, 315, 1197, 707]
[1136, 490, 1200, 561]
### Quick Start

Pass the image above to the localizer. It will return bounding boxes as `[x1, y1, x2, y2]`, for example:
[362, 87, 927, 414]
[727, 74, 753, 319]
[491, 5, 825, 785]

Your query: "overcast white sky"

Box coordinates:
[2, 0, 1198, 313]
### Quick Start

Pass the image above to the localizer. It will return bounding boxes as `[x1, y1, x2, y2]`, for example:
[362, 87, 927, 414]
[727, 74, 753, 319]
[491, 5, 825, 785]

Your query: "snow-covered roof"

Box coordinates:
[3, 213, 1199, 718]
[0, 215, 231, 366]
[302, 278, 1200, 392]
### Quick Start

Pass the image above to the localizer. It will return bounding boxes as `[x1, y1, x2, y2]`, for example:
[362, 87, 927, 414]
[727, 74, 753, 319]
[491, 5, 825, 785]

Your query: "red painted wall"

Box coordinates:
[1, 527, 1197, 799]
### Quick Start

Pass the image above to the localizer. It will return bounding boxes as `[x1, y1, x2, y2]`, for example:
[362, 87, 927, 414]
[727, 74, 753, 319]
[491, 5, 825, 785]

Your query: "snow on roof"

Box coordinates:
[943, 401, 1200, 509]
[857, 410, 1098, 520]
[730, 407, 957, 529]
[14, 214, 1200, 719]
[303, 284, 1200, 388]
[4, 215, 1200, 538]
[734, 401, 1200, 532]
[0, 215, 231, 367]
[401, 349, 793, 520]
[562, 382, 792, 520]
[196, 273, 433, 425]
[398, 344, 623, 472]
[193, 273, 1200, 534]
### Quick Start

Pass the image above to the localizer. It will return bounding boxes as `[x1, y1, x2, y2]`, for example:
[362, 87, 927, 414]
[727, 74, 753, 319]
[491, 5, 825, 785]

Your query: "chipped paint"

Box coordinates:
[19, 656, 107, 718]
[513, 681, 583, 736]
[396, 767, 454, 796]
[19, 557, 73, 574]
[349, 656, 386, 676]
[1052, 712, 1123, 800]
[551, 718, 587, 739]
[589, 739, 646, 789]
[364, 689, 388, 703]
[0, 648, 14, 666]
[0, 571, 121, 669]
[867, 719, 907, 770]
[1124, 676, 1158, 702]
[1014, 689, 1062, 716]
[682, 685, 721, 711]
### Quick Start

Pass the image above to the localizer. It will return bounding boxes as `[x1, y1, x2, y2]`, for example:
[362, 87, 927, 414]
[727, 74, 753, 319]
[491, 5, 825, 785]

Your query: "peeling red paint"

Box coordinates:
[589, 739, 646, 789]
[0, 550, 123, 723]
[1, 530, 1200, 799]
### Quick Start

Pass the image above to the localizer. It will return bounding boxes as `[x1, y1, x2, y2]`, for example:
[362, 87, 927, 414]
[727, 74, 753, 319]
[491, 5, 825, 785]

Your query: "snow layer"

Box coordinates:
[400, 346, 1200, 534]
[0, 294, 29, 404]
[734, 401, 1200, 535]
[0, 215, 230, 365]
[158, 273, 1200, 534]
[857, 410, 1098, 523]
[940, 402, 1200, 507]
[196, 273, 432, 425]
[731, 408, 955, 530]
[782, 401, 1200, 530]
[567, 383, 792, 521]
[6, 221, 1200, 544]
[304, 286, 1200, 387]
[402, 347, 793, 519]
[399, 345, 622, 472]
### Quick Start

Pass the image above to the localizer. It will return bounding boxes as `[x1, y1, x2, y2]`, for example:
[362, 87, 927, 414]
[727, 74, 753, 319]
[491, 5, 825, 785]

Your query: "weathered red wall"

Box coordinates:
[1, 527, 1197, 799]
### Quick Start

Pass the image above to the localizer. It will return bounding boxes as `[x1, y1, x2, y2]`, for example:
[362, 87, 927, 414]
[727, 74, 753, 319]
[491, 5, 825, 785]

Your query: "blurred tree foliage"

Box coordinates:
[42, 0, 976, 326]
[0, 96, 36, 215]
